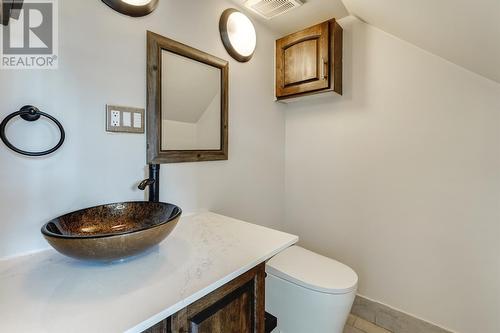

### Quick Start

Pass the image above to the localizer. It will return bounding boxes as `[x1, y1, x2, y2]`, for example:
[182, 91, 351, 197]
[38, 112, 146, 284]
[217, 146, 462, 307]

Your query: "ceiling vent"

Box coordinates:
[244, 0, 303, 20]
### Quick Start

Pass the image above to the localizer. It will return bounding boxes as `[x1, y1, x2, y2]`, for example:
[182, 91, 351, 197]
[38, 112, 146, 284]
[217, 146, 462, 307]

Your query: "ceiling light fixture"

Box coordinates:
[219, 8, 257, 63]
[101, 0, 159, 17]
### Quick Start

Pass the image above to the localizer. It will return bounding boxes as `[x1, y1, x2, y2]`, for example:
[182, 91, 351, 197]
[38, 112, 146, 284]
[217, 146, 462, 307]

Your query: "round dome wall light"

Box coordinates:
[219, 9, 257, 63]
[101, 0, 159, 17]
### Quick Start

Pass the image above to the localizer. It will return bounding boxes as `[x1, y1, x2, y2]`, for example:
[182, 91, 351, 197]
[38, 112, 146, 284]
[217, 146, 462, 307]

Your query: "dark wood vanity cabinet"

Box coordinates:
[144, 263, 266, 333]
[276, 19, 343, 100]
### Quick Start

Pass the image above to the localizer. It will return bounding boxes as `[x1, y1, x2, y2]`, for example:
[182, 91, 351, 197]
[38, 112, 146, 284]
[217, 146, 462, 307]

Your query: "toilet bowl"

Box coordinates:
[266, 246, 358, 333]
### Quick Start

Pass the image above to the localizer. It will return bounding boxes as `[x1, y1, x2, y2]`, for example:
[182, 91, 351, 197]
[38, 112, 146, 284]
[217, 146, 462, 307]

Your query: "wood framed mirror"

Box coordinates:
[147, 31, 229, 164]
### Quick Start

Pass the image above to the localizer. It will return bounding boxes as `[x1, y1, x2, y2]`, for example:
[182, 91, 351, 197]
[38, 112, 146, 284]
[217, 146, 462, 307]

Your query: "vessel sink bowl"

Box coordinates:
[41, 202, 182, 261]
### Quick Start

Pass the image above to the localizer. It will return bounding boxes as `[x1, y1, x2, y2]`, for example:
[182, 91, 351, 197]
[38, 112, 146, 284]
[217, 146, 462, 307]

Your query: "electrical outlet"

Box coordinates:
[110, 110, 120, 127]
[106, 105, 145, 134]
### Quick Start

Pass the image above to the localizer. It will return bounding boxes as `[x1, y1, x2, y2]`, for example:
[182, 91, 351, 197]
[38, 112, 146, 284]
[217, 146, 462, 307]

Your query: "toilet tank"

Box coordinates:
[265, 246, 358, 333]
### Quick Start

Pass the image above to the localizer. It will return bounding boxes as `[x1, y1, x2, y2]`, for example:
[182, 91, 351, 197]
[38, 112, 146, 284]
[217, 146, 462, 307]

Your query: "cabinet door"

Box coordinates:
[143, 318, 170, 333]
[171, 263, 265, 333]
[276, 21, 330, 98]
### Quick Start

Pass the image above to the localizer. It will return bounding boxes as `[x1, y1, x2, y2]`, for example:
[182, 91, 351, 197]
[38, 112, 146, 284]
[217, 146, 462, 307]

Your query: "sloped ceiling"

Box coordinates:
[162, 51, 220, 124]
[342, 0, 500, 84]
[230, 0, 500, 84]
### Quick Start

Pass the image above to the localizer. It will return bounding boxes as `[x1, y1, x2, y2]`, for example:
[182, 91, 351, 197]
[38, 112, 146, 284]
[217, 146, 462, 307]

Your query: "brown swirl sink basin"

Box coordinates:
[41, 202, 182, 261]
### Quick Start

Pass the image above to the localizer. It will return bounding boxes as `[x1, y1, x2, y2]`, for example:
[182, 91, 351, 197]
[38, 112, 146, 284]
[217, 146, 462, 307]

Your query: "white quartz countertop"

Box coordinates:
[0, 212, 298, 333]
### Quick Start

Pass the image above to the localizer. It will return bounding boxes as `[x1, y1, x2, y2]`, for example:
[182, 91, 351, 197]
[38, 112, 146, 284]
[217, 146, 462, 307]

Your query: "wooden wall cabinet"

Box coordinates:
[143, 263, 266, 333]
[276, 19, 343, 100]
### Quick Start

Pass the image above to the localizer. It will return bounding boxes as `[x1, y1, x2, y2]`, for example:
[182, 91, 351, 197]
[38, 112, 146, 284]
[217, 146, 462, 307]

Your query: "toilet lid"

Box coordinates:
[266, 246, 358, 295]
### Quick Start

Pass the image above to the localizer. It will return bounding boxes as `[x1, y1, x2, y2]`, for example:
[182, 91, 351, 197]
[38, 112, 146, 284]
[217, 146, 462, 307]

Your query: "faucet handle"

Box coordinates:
[138, 178, 155, 191]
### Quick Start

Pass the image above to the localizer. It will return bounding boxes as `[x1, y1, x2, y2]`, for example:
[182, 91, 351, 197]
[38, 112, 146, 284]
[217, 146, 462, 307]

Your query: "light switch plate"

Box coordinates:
[106, 105, 145, 134]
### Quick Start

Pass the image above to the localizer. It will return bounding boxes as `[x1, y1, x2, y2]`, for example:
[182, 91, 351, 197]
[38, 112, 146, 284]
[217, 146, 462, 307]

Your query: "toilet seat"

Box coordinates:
[267, 246, 358, 295]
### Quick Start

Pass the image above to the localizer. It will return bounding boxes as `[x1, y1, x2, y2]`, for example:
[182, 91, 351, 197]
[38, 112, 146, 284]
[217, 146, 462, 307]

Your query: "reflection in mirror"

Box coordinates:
[161, 51, 221, 151]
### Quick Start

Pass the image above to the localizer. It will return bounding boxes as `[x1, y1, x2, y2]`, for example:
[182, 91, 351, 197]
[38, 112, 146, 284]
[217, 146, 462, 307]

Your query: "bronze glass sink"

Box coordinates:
[41, 202, 182, 261]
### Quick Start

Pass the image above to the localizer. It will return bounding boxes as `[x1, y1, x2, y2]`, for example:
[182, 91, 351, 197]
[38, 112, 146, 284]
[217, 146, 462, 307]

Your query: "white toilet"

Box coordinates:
[266, 246, 358, 333]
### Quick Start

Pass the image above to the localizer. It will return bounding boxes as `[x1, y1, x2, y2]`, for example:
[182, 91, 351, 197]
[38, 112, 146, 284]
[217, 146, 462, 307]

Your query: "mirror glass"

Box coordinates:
[161, 50, 221, 151]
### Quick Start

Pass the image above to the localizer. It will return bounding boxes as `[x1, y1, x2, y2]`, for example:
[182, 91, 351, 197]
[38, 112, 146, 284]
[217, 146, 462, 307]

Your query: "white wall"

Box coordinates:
[162, 119, 197, 150]
[0, 0, 285, 258]
[285, 17, 500, 333]
[196, 93, 221, 149]
[161, 93, 221, 150]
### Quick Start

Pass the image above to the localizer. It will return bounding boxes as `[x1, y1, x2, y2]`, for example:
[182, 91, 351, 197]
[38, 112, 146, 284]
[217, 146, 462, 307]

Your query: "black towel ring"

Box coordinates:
[0, 105, 65, 157]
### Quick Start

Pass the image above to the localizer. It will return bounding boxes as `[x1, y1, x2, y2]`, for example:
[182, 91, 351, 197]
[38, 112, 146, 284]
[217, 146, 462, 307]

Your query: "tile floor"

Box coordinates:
[344, 314, 393, 333]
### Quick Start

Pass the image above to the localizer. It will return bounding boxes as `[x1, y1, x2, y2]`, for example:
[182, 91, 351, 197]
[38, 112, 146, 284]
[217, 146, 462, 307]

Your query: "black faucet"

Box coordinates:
[138, 164, 160, 202]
